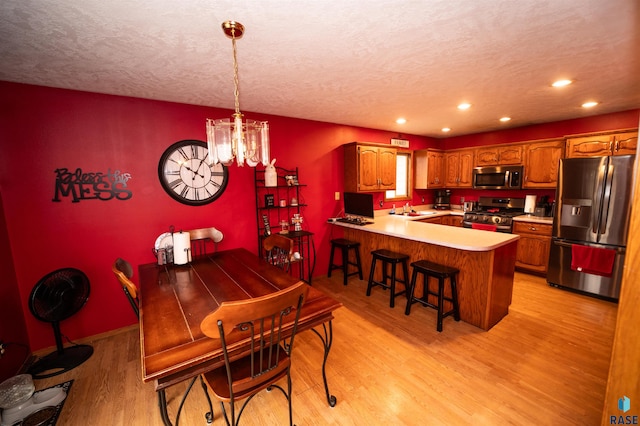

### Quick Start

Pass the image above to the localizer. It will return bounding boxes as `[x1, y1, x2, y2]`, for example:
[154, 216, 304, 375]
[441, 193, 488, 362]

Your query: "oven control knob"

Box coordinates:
[492, 216, 501, 224]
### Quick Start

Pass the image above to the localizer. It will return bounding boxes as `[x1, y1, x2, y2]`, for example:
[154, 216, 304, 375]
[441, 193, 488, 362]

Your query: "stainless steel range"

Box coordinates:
[462, 197, 525, 233]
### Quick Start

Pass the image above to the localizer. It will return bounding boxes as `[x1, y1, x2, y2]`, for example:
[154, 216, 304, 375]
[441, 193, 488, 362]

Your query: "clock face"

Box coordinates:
[158, 140, 229, 206]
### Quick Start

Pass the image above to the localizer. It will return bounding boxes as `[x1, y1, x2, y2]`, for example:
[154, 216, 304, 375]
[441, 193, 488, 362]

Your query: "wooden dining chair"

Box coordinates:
[111, 258, 139, 318]
[262, 234, 294, 271]
[200, 281, 308, 426]
[187, 227, 224, 258]
[112, 258, 213, 425]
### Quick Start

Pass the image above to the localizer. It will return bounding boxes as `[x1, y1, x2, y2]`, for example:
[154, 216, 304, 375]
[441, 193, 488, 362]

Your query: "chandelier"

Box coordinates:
[206, 21, 270, 167]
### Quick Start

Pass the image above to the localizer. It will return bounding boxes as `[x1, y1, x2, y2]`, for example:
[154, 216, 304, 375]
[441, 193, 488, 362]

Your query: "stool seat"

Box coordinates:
[370, 249, 409, 263]
[405, 260, 460, 332]
[328, 239, 363, 286]
[366, 249, 410, 308]
[411, 260, 459, 278]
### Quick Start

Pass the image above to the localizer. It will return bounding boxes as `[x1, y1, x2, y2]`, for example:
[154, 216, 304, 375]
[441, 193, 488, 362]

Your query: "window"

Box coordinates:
[385, 150, 412, 201]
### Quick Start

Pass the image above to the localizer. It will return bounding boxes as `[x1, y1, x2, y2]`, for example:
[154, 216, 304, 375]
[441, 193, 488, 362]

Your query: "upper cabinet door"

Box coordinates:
[357, 145, 382, 191]
[457, 149, 475, 187]
[476, 145, 522, 166]
[523, 140, 564, 188]
[444, 149, 474, 187]
[414, 149, 444, 189]
[614, 131, 638, 156]
[377, 147, 397, 190]
[566, 130, 637, 158]
[344, 143, 397, 192]
[565, 135, 613, 158]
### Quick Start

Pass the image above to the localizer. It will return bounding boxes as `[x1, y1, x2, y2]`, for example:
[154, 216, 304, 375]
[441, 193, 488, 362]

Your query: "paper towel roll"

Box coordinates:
[524, 195, 536, 214]
[173, 231, 191, 265]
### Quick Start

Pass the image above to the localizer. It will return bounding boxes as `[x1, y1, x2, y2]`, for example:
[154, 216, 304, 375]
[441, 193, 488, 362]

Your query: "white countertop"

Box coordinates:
[334, 209, 519, 252]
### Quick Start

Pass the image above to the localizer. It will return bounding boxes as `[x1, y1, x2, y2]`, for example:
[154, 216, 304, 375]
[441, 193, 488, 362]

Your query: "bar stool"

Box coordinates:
[327, 239, 363, 286]
[366, 249, 410, 308]
[405, 260, 460, 332]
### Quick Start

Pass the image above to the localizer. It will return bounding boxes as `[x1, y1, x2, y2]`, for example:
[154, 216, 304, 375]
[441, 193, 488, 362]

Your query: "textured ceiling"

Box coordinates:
[1, 0, 638, 137]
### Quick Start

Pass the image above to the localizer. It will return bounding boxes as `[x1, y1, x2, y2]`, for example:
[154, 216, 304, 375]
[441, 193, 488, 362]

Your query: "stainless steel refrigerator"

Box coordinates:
[547, 155, 635, 300]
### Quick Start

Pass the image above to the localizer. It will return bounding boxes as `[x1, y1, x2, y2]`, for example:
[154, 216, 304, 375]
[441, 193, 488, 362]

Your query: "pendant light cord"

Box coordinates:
[231, 28, 241, 116]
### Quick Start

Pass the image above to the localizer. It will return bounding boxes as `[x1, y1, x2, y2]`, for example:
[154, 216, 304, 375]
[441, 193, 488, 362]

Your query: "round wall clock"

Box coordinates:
[158, 140, 229, 206]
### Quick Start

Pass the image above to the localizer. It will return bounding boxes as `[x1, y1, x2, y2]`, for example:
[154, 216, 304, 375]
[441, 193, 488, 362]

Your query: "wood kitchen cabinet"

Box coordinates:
[344, 142, 397, 192]
[414, 149, 444, 189]
[416, 215, 462, 226]
[446, 215, 464, 227]
[444, 149, 474, 187]
[475, 144, 523, 166]
[565, 130, 638, 158]
[522, 139, 564, 189]
[513, 221, 552, 274]
[417, 216, 444, 224]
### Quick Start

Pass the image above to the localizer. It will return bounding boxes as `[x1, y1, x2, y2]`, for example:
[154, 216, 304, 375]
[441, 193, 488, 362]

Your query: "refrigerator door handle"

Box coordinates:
[599, 164, 614, 235]
[552, 238, 626, 254]
[592, 163, 607, 234]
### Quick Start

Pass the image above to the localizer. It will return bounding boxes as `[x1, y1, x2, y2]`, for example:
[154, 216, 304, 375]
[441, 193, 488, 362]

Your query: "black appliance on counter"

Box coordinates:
[434, 190, 451, 210]
[462, 197, 525, 233]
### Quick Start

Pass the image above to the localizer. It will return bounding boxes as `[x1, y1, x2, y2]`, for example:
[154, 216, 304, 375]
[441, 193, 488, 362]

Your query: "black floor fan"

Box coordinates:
[28, 267, 94, 379]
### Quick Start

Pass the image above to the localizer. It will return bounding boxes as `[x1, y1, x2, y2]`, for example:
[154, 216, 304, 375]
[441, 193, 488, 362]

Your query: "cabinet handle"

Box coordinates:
[614, 139, 619, 152]
[529, 226, 537, 231]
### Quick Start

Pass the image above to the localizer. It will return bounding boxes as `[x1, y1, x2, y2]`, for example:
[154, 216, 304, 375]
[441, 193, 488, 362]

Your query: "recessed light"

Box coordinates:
[457, 103, 471, 110]
[442, 127, 451, 133]
[582, 101, 598, 108]
[552, 79, 573, 88]
[499, 117, 511, 122]
[396, 118, 407, 124]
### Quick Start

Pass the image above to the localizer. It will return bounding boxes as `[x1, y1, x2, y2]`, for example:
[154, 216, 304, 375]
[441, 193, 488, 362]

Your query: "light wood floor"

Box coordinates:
[34, 272, 617, 425]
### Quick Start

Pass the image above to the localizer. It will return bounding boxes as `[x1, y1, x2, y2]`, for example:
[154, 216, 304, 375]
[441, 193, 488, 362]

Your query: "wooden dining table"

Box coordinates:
[138, 247, 343, 426]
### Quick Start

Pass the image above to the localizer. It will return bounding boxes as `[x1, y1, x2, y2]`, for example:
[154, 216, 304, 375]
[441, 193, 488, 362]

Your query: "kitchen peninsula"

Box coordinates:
[334, 212, 519, 330]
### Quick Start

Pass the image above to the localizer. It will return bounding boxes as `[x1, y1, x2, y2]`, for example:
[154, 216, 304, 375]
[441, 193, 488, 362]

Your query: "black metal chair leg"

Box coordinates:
[310, 321, 337, 407]
[158, 390, 172, 426]
[200, 375, 214, 424]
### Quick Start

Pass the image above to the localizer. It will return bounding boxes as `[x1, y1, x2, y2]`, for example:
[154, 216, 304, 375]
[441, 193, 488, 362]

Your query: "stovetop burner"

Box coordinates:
[462, 197, 525, 232]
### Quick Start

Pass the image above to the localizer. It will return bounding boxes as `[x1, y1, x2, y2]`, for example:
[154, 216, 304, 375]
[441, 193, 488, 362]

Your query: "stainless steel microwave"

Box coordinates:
[472, 165, 523, 189]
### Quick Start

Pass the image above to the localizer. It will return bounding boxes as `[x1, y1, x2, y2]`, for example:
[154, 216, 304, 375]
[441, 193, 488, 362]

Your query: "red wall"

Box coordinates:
[0, 192, 30, 382]
[0, 81, 637, 350]
[0, 81, 436, 350]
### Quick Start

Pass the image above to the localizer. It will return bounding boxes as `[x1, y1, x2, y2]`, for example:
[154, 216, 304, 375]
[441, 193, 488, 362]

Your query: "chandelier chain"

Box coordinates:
[231, 28, 241, 115]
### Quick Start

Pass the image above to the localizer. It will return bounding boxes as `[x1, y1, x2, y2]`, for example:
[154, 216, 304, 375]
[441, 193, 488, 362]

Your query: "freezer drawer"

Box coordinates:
[547, 239, 624, 300]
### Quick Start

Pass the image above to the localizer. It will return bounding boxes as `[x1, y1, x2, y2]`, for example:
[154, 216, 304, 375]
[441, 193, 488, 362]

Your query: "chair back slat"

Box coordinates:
[201, 281, 308, 393]
[187, 227, 224, 258]
[262, 234, 294, 271]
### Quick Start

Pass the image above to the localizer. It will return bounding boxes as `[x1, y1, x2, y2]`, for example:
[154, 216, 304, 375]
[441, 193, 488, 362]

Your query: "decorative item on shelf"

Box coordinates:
[279, 199, 287, 207]
[291, 213, 303, 232]
[205, 21, 270, 167]
[264, 159, 277, 187]
[279, 220, 289, 234]
[264, 194, 275, 207]
[285, 175, 298, 186]
[290, 197, 298, 206]
[262, 215, 271, 236]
